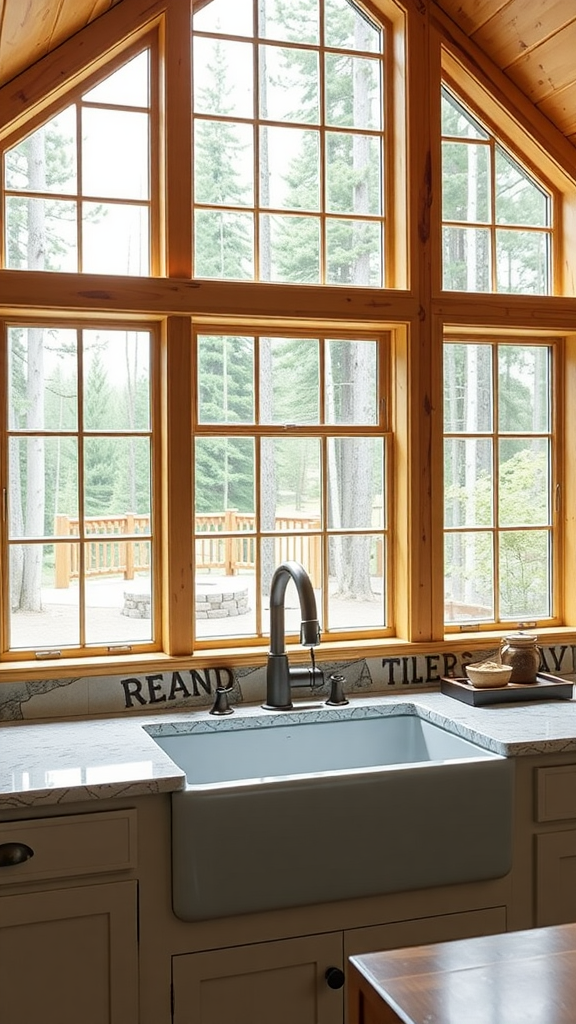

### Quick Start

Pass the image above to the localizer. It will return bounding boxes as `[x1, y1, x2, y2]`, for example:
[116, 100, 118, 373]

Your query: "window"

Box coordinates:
[3, 49, 153, 275]
[441, 86, 553, 295]
[193, 327, 390, 643]
[6, 323, 156, 656]
[1, 0, 574, 668]
[444, 338, 555, 630]
[192, 0, 387, 285]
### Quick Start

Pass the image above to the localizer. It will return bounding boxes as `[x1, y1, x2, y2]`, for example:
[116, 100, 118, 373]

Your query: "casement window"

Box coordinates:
[443, 338, 556, 632]
[441, 86, 553, 295]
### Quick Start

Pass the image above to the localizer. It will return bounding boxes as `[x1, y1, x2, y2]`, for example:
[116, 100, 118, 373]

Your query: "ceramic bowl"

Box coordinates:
[465, 663, 513, 688]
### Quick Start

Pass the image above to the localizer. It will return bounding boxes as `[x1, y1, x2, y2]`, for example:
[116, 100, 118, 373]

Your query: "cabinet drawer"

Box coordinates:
[0, 809, 137, 885]
[536, 766, 576, 822]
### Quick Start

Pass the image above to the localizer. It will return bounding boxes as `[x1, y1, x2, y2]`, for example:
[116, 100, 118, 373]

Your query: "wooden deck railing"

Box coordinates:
[54, 511, 322, 588]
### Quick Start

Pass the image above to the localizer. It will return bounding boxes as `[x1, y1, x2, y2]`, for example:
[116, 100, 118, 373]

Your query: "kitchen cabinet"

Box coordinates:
[0, 809, 139, 1024]
[169, 907, 507, 1024]
[535, 765, 576, 927]
[172, 933, 345, 1024]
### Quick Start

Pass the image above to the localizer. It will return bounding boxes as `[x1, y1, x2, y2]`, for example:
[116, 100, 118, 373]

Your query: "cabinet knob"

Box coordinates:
[0, 842, 34, 867]
[325, 966, 345, 990]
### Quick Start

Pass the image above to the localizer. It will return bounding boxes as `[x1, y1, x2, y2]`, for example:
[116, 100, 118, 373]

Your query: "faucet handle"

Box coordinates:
[326, 673, 349, 706]
[210, 686, 234, 716]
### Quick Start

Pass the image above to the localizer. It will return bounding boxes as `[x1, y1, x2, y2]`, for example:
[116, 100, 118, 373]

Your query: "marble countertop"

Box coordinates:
[2, 688, 576, 809]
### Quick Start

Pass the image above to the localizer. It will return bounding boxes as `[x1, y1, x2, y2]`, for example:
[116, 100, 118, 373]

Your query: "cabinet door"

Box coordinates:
[0, 879, 138, 1024]
[173, 932, 344, 1024]
[537, 830, 576, 926]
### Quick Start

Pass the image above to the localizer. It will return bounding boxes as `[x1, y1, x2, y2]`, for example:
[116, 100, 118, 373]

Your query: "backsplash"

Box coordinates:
[0, 643, 574, 722]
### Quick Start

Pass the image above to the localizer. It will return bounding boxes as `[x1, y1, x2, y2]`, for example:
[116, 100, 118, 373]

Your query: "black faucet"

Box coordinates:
[263, 560, 323, 709]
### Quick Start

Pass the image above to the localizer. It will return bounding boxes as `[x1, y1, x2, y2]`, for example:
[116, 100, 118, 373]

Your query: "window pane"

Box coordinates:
[258, 0, 319, 43]
[195, 566, 255, 639]
[85, 543, 153, 644]
[260, 214, 320, 283]
[498, 346, 550, 433]
[195, 209, 254, 279]
[195, 438, 255, 515]
[9, 543, 80, 649]
[83, 329, 150, 431]
[327, 437, 382, 529]
[10, 437, 78, 537]
[194, 38, 254, 119]
[4, 108, 76, 193]
[195, 120, 254, 207]
[495, 229, 549, 294]
[82, 109, 149, 201]
[442, 226, 490, 291]
[326, 218, 382, 286]
[499, 530, 550, 620]
[82, 52, 150, 106]
[326, 132, 382, 215]
[326, 340, 378, 424]
[495, 148, 549, 227]
[325, 0, 383, 52]
[198, 335, 255, 424]
[82, 202, 149, 275]
[259, 45, 319, 123]
[9, 326, 79, 431]
[193, 0, 253, 35]
[444, 531, 494, 623]
[444, 438, 493, 529]
[443, 343, 492, 433]
[325, 54, 381, 130]
[84, 438, 150, 517]
[441, 88, 489, 139]
[260, 337, 319, 425]
[261, 437, 321, 524]
[442, 142, 490, 223]
[6, 197, 77, 271]
[499, 438, 549, 527]
[328, 534, 385, 628]
[261, 127, 320, 211]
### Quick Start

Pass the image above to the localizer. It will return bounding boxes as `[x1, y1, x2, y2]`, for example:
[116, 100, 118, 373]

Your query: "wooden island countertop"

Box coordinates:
[348, 921, 576, 1024]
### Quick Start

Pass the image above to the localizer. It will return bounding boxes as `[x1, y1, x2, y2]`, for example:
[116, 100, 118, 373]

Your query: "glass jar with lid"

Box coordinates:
[500, 633, 541, 683]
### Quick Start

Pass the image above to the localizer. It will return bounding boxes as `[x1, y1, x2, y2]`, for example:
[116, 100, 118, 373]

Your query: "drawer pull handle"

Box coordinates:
[0, 842, 34, 866]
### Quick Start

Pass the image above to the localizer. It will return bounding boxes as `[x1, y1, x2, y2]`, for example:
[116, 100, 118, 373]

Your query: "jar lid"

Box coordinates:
[503, 632, 538, 644]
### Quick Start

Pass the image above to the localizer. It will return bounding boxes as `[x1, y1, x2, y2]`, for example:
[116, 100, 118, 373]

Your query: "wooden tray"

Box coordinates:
[440, 672, 574, 706]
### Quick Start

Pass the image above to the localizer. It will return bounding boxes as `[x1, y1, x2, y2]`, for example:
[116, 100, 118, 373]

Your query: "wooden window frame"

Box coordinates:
[0, 0, 576, 678]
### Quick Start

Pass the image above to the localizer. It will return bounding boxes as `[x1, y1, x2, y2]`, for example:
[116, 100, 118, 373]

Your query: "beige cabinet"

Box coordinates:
[0, 809, 139, 1024]
[170, 907, 507, 1024]
[172, 932, 345, 1024]
[534, 765, 576, 927]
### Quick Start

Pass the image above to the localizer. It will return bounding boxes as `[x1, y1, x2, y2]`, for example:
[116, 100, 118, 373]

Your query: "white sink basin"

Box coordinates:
[153, 713, 498, 783]
[147, 707, 514, 922]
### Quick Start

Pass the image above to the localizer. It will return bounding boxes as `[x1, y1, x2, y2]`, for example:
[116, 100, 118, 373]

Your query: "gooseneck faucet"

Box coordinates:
[263, 560, 323, 710]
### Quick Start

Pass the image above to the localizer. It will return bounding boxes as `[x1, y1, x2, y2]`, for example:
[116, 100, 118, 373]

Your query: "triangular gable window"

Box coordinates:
[3, 49, 151, 276]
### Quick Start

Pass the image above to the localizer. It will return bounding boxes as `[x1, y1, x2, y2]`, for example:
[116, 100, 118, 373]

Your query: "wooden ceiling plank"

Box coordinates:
[506, 18, 576, 105]
[472, 0, 576, 71]
[0, 0, 64, 84]
[48, 0, 108, 55]
[538, 81, 576, 138]
[434, 0, 512, 38]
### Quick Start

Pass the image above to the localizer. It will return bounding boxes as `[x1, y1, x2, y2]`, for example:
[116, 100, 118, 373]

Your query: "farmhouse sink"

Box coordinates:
[148, 707, 514, 921]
